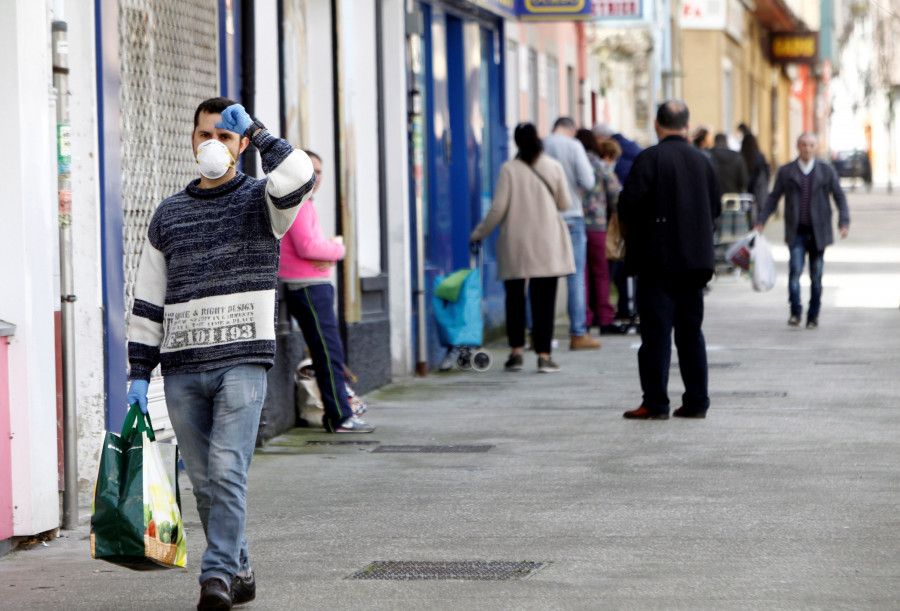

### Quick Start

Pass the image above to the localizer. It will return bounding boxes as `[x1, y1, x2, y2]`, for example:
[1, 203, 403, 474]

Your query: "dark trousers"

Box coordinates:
[610, 260, 634, 318]
[284, 284, 351, 431]
[585, 230, 615, 327]
[636, 272, 709, 414]
[505, 277, 558, 354]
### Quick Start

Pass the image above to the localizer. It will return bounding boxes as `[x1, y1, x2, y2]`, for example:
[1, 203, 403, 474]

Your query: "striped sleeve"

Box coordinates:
[127, 237, 167, 381]
[253, 130, 317, 239]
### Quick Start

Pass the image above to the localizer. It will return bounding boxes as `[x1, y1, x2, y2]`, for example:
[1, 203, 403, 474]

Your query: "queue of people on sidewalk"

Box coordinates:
[117, 95, 850, 609]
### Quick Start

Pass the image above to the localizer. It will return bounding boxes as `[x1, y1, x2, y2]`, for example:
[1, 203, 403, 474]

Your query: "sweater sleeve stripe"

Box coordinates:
[263, 148, 316, 238]
[128, 238, 167, 379]
[133, 298, 164, 323]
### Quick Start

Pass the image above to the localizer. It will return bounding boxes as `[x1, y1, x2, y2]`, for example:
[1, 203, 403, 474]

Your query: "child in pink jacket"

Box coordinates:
[278, 151, 373, 433]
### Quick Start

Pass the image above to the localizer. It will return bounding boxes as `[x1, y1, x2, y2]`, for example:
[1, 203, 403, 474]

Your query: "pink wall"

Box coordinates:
[0, 337, 12, 542]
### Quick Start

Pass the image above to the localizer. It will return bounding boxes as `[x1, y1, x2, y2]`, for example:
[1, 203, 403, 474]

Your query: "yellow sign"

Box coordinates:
[524, 0, 587, 14]
[770, 32, 818, 64]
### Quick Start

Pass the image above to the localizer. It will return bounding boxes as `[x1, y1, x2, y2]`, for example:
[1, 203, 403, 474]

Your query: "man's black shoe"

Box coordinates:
[623, 405, 669, 420]
[232, 570, 256, 605]
[806, 318, 818, 329]
[673, 406, 707, 419]
[599, 324, 627, 335]
[197, 578, 232, 610]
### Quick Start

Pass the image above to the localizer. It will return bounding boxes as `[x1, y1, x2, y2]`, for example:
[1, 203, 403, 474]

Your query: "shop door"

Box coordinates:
[412, 5, 503, 367]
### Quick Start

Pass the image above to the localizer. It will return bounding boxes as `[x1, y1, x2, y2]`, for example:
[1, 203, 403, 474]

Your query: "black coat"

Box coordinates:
[758, 159, 849, 249]
[709, 146, 749, 194]
[619, 135, 722, 277]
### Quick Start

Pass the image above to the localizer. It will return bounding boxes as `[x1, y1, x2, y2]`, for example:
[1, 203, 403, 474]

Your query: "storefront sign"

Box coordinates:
[769, 32, 818, 64]
[465, 0, 594, 20]
[593, 0, 641, 18]
[682, 0, 726, 29]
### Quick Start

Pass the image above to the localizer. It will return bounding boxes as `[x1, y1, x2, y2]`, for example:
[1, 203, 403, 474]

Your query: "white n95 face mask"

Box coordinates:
[196, 139, 236, 179]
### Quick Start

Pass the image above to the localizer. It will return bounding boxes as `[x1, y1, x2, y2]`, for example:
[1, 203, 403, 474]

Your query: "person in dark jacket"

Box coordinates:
[709, 133, 749, 194]
[739, 130, 770, 223]
[618, 100, 721, 420]
[755, 132, 849, 329]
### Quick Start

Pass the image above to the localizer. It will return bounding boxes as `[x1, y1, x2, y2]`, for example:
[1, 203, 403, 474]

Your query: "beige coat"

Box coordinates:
[470, 155, 576, 280]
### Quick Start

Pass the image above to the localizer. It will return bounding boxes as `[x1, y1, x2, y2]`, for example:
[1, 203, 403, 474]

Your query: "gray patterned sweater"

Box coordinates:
[127, 129, 316, 381]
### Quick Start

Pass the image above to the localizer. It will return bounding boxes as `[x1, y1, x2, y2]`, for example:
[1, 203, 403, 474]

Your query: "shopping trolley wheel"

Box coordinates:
[456, 348, 473, 370]
[471, 350, 492, 372]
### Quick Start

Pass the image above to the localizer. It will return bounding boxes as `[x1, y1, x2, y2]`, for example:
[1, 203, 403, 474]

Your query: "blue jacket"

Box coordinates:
[612, 133, 643, 185]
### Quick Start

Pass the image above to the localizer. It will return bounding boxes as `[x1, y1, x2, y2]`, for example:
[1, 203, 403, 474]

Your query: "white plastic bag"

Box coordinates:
[750, 233, 776, 292]
[725, 230, 756, 271]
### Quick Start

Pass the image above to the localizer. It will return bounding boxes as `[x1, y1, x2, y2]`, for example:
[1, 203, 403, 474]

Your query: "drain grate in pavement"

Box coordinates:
[814, 360, 871, 366]
[710, 390, 787, 398]
[371, 445, 493, 454]
[304, 440, 381, 446]
[438, 381, 506, 387]
[348, 560, 547, 580]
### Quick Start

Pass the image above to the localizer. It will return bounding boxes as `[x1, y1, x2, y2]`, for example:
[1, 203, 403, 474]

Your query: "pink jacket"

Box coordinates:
[279, 198, 345, 280]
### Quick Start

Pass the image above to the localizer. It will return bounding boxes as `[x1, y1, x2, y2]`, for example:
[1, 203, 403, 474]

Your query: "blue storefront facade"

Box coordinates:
[408, 0, 511, 368]
[408, 0, 592, 368]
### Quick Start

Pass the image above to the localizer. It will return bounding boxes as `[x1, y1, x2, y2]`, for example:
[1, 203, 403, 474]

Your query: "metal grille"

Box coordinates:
[371, 445, 493, 454]
[348, 561, 548, 580]
[119, 0, 219, 336]
[304, 440, 381, 446]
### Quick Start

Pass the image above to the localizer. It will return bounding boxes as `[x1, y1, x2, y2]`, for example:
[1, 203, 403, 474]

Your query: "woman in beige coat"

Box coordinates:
[470, 123, 575, 373]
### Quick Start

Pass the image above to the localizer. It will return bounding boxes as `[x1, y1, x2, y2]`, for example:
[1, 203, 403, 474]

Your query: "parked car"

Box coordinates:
[832, 149, 873, 190]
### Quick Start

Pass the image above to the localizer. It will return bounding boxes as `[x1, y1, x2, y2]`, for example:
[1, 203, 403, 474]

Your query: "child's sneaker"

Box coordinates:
[334, 415, 375, 433]
[346, 384, 367, 416]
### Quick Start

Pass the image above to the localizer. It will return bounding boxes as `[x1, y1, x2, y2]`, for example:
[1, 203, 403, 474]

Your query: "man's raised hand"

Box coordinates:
[215, 104, 253, 136]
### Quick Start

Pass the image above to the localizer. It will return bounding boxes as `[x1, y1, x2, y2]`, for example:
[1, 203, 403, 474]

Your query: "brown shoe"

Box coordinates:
[623, 405, 669, 420]
[569, 334, 601, 350]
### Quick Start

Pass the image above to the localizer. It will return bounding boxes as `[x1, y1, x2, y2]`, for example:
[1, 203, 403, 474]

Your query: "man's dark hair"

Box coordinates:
[714, 133, 728, 147]
[193, 97, 238, 128]
[514, 123, 543, 164]
[656, 101, 689, 130]
[305, 150, 322, 162]
[553, 117, 576, 131]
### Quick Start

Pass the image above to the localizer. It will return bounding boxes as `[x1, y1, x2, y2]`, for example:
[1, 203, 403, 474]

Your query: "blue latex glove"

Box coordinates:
[215, 104, 253, 136]
[127, 379, 149, 414]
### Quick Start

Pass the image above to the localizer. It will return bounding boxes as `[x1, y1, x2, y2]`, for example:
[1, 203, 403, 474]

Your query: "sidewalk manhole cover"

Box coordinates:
[348, 560, 547, 580]
[710, 390, 787, 398]
[304, 440, 380, 446]
[371, 445, 493, 453]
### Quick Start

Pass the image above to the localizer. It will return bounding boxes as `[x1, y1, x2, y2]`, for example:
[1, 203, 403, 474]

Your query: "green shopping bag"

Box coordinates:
[90, 403, 187, 570]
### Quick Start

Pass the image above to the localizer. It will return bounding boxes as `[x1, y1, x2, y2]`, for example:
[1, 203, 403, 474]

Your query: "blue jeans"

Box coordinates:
[164, 364, 267, 585]
[788, 231, 824, 320]
[565, 217, 587, 336]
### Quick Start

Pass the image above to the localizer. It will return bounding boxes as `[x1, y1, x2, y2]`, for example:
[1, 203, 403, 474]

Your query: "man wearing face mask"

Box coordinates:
[125, 97, 316, 609]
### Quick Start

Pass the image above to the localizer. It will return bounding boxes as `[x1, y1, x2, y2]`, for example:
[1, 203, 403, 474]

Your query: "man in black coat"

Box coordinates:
[755, 132, 849, 328]
[709, 132, 749, 194]
[618, 100, 722, 420]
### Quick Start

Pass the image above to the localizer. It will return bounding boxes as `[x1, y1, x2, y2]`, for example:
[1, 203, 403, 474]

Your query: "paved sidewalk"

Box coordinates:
[2, 191, 900, 609]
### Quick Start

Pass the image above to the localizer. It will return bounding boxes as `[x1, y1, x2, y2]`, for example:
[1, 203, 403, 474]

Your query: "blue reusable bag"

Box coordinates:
[433, 268, 483, 347]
